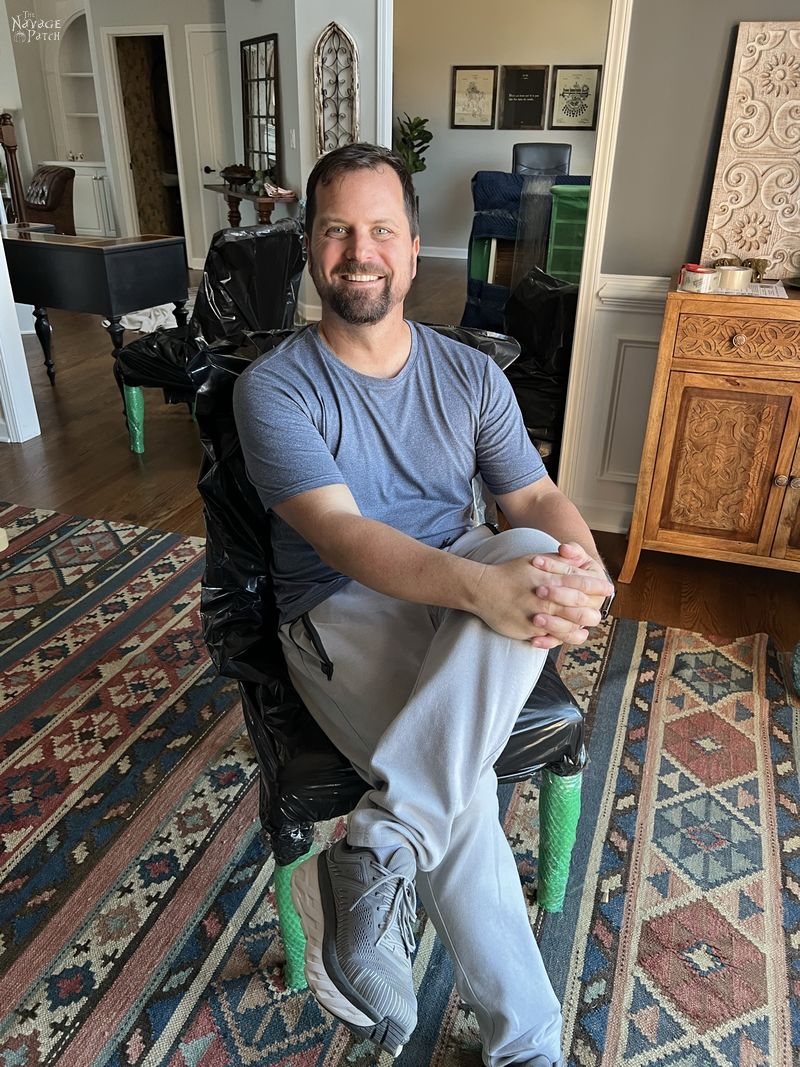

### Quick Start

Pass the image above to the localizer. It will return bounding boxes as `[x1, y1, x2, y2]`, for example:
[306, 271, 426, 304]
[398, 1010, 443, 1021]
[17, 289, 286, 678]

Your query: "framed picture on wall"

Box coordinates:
[450, 66, 498, 129]
[548, 65, 602, 130]
[498, 66, 548, 130]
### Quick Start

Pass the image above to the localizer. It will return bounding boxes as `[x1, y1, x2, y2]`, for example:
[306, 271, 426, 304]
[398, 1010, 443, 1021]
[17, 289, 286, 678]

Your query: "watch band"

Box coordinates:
[599, 567, 616, 620]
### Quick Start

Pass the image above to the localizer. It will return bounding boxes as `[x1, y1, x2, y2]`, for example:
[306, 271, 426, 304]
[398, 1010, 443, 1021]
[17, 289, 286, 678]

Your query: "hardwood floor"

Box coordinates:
[2, 258, 799, 649]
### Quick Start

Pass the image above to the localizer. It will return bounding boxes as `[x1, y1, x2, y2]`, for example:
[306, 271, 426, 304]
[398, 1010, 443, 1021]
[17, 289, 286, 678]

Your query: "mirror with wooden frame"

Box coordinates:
[241, 34, 281, 183]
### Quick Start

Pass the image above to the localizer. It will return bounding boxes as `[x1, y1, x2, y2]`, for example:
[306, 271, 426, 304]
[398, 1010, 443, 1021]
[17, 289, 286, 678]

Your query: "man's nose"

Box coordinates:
[343, 228, 375, 263]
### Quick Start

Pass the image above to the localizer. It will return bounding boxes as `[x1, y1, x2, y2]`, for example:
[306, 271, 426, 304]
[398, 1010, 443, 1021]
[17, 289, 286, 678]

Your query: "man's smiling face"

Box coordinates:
[308, 165, 420, 326]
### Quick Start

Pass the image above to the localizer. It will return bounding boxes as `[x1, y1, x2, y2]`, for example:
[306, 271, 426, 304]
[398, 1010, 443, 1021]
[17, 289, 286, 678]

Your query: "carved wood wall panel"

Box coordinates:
[675, 314, 800, 364]
[662, 389, 786, 538]
[700, 21, 800, 279]
[313, 22, 360, 157]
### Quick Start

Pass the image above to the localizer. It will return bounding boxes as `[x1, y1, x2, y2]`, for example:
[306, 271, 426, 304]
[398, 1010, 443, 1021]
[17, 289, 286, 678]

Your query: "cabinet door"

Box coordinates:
[72, 169, 107, 237]
[771, 436, 800, 562]
[643, 371, 800, 557]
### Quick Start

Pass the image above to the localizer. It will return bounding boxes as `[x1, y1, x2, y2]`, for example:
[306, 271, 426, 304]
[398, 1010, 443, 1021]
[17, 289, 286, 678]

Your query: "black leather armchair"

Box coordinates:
[192, 325, 587, 989]
[23, 165, 76, 235]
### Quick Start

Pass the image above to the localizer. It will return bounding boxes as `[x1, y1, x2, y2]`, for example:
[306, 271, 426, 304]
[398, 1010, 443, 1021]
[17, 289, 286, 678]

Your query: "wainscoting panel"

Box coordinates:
[564, 274, 669, 533]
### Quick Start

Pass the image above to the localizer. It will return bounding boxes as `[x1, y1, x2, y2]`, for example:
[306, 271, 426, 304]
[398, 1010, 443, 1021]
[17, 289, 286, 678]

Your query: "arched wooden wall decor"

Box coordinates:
[313, 22, 360, 157]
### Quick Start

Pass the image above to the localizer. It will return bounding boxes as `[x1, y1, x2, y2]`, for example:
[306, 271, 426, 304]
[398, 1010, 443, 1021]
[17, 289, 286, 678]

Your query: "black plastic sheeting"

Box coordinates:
[503, 267, 578, 479]
[194, 325, 587, 865]
[115, 219, 305, 395]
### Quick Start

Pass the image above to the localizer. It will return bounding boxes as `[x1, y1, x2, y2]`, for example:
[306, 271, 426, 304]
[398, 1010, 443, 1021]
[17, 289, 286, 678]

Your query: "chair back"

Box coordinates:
[189, 219, 305, 346]
[512, 142, 572, 177]
[23, 165, 75, 234]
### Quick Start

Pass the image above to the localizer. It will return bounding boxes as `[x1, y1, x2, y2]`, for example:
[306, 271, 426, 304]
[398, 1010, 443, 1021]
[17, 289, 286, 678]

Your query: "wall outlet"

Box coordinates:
[290, 128, 296, 150]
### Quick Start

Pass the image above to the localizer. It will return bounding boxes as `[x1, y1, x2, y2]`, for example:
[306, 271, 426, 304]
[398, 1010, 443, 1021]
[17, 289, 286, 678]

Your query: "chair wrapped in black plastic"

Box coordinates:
[191, 324, 587, 987]
[114, 219, 305, 453]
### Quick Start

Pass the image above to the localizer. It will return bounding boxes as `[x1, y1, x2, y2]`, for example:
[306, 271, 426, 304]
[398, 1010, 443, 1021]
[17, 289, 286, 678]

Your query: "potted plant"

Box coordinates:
[393, 114, 432, 175]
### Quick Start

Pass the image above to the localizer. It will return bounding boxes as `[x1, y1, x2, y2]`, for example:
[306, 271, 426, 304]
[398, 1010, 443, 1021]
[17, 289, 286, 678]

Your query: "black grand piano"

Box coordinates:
[2, 225, 188, 384]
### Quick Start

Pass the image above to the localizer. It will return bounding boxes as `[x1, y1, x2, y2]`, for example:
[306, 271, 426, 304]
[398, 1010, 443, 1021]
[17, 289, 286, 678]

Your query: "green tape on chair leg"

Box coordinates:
[274, 850, 314, 990]
[123, 385, 145, 454]
[537, 769, 582, 913]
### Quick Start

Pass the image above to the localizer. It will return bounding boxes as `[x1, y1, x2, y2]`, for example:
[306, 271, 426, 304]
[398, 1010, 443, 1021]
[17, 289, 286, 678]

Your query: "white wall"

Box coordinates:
[223, 0, 300, 204]
[88, 0, 226, 261]
[6, 0, 58, 171]
[393, 0, 611, 254]
[294, 0, 380, 181]
[1, 0, 24, 109]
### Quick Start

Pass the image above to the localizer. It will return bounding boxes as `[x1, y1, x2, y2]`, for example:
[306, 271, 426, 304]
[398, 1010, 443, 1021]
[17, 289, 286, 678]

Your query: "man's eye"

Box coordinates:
[327, 226, 347, 236]
[375, 227, 391, 237]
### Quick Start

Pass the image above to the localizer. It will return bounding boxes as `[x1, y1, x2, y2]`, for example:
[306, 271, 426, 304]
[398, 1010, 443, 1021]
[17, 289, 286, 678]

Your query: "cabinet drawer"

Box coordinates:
[675, 313, 800, 367]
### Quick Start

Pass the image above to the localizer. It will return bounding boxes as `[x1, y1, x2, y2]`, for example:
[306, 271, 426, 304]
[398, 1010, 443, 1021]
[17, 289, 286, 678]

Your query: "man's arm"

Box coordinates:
[495, 474, 604, 570]
[273, 483, 611, 645]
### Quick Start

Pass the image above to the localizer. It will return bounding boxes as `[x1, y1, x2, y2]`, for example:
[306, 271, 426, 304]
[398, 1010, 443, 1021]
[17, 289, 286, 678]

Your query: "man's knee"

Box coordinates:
[489, 527, 561, 560]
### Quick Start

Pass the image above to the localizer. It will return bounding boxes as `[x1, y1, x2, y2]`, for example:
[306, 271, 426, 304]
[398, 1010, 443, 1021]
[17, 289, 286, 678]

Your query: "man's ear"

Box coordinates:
[411, 234, 420, 279]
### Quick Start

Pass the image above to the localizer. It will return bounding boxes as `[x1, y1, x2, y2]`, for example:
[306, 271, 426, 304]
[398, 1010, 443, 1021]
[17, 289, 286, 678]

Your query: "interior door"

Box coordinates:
[187, 27, 235, 264]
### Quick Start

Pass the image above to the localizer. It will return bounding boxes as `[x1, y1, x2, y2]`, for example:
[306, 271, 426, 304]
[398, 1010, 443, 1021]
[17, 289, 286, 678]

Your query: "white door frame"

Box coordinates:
[555, 0, 636, 502]
[376, 0, 394, 147]
[184, 23, 229, 270]
[0, 239, 40, 443]
[100, 26, 192, 250]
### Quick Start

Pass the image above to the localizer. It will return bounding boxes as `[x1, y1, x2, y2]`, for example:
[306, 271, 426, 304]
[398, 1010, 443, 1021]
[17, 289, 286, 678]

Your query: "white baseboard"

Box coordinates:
[16, 304, 35, 334]
[297, 298, 321, 323]
[578, 501, 632, 535]
[419, 246, 467, 260]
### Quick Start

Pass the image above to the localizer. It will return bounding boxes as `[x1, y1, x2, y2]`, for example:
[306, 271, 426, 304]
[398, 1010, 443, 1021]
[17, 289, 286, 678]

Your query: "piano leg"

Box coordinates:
[105, 316, 130, 428]
[33, 307, 55, 386]
[105, 316, 125, 356]
[173, 300, 188, 329]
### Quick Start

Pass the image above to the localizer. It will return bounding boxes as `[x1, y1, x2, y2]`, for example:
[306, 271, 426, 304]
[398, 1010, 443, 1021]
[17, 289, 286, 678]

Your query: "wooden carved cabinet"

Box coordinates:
[619, 284, 800, 582]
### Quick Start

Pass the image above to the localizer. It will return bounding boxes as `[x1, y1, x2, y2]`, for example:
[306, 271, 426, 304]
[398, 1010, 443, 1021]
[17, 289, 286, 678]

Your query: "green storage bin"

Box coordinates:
[546, 185, 590, 285]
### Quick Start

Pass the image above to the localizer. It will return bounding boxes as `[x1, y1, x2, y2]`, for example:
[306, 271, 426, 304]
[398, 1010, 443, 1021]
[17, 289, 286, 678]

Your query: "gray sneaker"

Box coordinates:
[291, 839, 418, 1056]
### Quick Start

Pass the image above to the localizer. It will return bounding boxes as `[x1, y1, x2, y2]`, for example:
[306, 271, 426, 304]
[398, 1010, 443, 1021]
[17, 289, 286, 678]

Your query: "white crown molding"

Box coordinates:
[596, 274, 671, 313]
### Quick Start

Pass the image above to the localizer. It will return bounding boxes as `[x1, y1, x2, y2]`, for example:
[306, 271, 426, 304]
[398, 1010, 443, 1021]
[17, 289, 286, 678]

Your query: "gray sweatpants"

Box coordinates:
[279, 526, 563, 1067]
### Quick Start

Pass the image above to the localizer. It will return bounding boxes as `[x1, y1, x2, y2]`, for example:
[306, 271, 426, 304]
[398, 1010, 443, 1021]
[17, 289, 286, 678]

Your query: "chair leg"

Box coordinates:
[537, 768, 582, 913]
[274, 849, 314, 990]
[122, 385, 145, 454]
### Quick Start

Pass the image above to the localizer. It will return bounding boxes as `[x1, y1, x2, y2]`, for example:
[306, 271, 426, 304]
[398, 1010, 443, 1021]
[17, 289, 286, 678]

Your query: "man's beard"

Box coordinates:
[313, 261, 402, 325]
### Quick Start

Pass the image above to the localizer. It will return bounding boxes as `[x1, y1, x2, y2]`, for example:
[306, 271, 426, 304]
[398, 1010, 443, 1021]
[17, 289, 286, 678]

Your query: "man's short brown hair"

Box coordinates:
[304, 143, 419, 238]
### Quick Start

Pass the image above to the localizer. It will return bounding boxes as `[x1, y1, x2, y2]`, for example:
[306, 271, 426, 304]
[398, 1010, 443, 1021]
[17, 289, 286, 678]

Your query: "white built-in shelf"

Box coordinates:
[65, 112, 99, 118]
[62, 71, 94, 78]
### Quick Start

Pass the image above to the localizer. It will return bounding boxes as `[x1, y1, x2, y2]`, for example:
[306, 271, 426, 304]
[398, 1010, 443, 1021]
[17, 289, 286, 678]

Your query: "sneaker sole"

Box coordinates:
[291, 854, 408, 1057]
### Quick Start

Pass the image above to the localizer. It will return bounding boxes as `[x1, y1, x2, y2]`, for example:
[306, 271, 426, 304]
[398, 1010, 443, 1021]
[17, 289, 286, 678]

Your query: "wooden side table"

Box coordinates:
[619, 281, 800, 583]
[204, 183, 297, 226]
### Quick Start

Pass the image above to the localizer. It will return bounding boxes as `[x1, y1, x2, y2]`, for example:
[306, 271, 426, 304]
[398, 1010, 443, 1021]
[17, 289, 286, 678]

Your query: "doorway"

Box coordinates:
[114, 35, 184, 236]
[392, 2, 614, 481]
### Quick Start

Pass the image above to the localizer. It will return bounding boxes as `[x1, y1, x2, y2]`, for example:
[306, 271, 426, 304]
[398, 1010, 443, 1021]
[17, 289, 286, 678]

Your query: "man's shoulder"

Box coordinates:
[235, 325, 322, 395]
[411, 322, 491, 371]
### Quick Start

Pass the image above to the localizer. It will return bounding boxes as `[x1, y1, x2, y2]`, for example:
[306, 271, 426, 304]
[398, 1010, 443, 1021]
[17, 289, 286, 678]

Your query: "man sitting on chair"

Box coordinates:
[233, 143, 613, 1067]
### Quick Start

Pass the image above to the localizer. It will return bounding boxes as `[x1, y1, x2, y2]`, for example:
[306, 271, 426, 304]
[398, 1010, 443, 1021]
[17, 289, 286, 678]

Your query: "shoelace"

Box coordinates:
[350, 871, 417, 956]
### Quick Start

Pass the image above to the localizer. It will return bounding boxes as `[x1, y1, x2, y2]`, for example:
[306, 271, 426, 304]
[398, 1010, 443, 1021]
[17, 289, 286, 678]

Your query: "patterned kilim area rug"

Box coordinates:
[1, 503, 798, 1067]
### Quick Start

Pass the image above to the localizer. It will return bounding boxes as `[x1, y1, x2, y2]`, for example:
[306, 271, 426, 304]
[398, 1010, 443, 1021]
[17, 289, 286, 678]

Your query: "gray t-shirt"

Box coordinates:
[233, 322, 546, 623]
